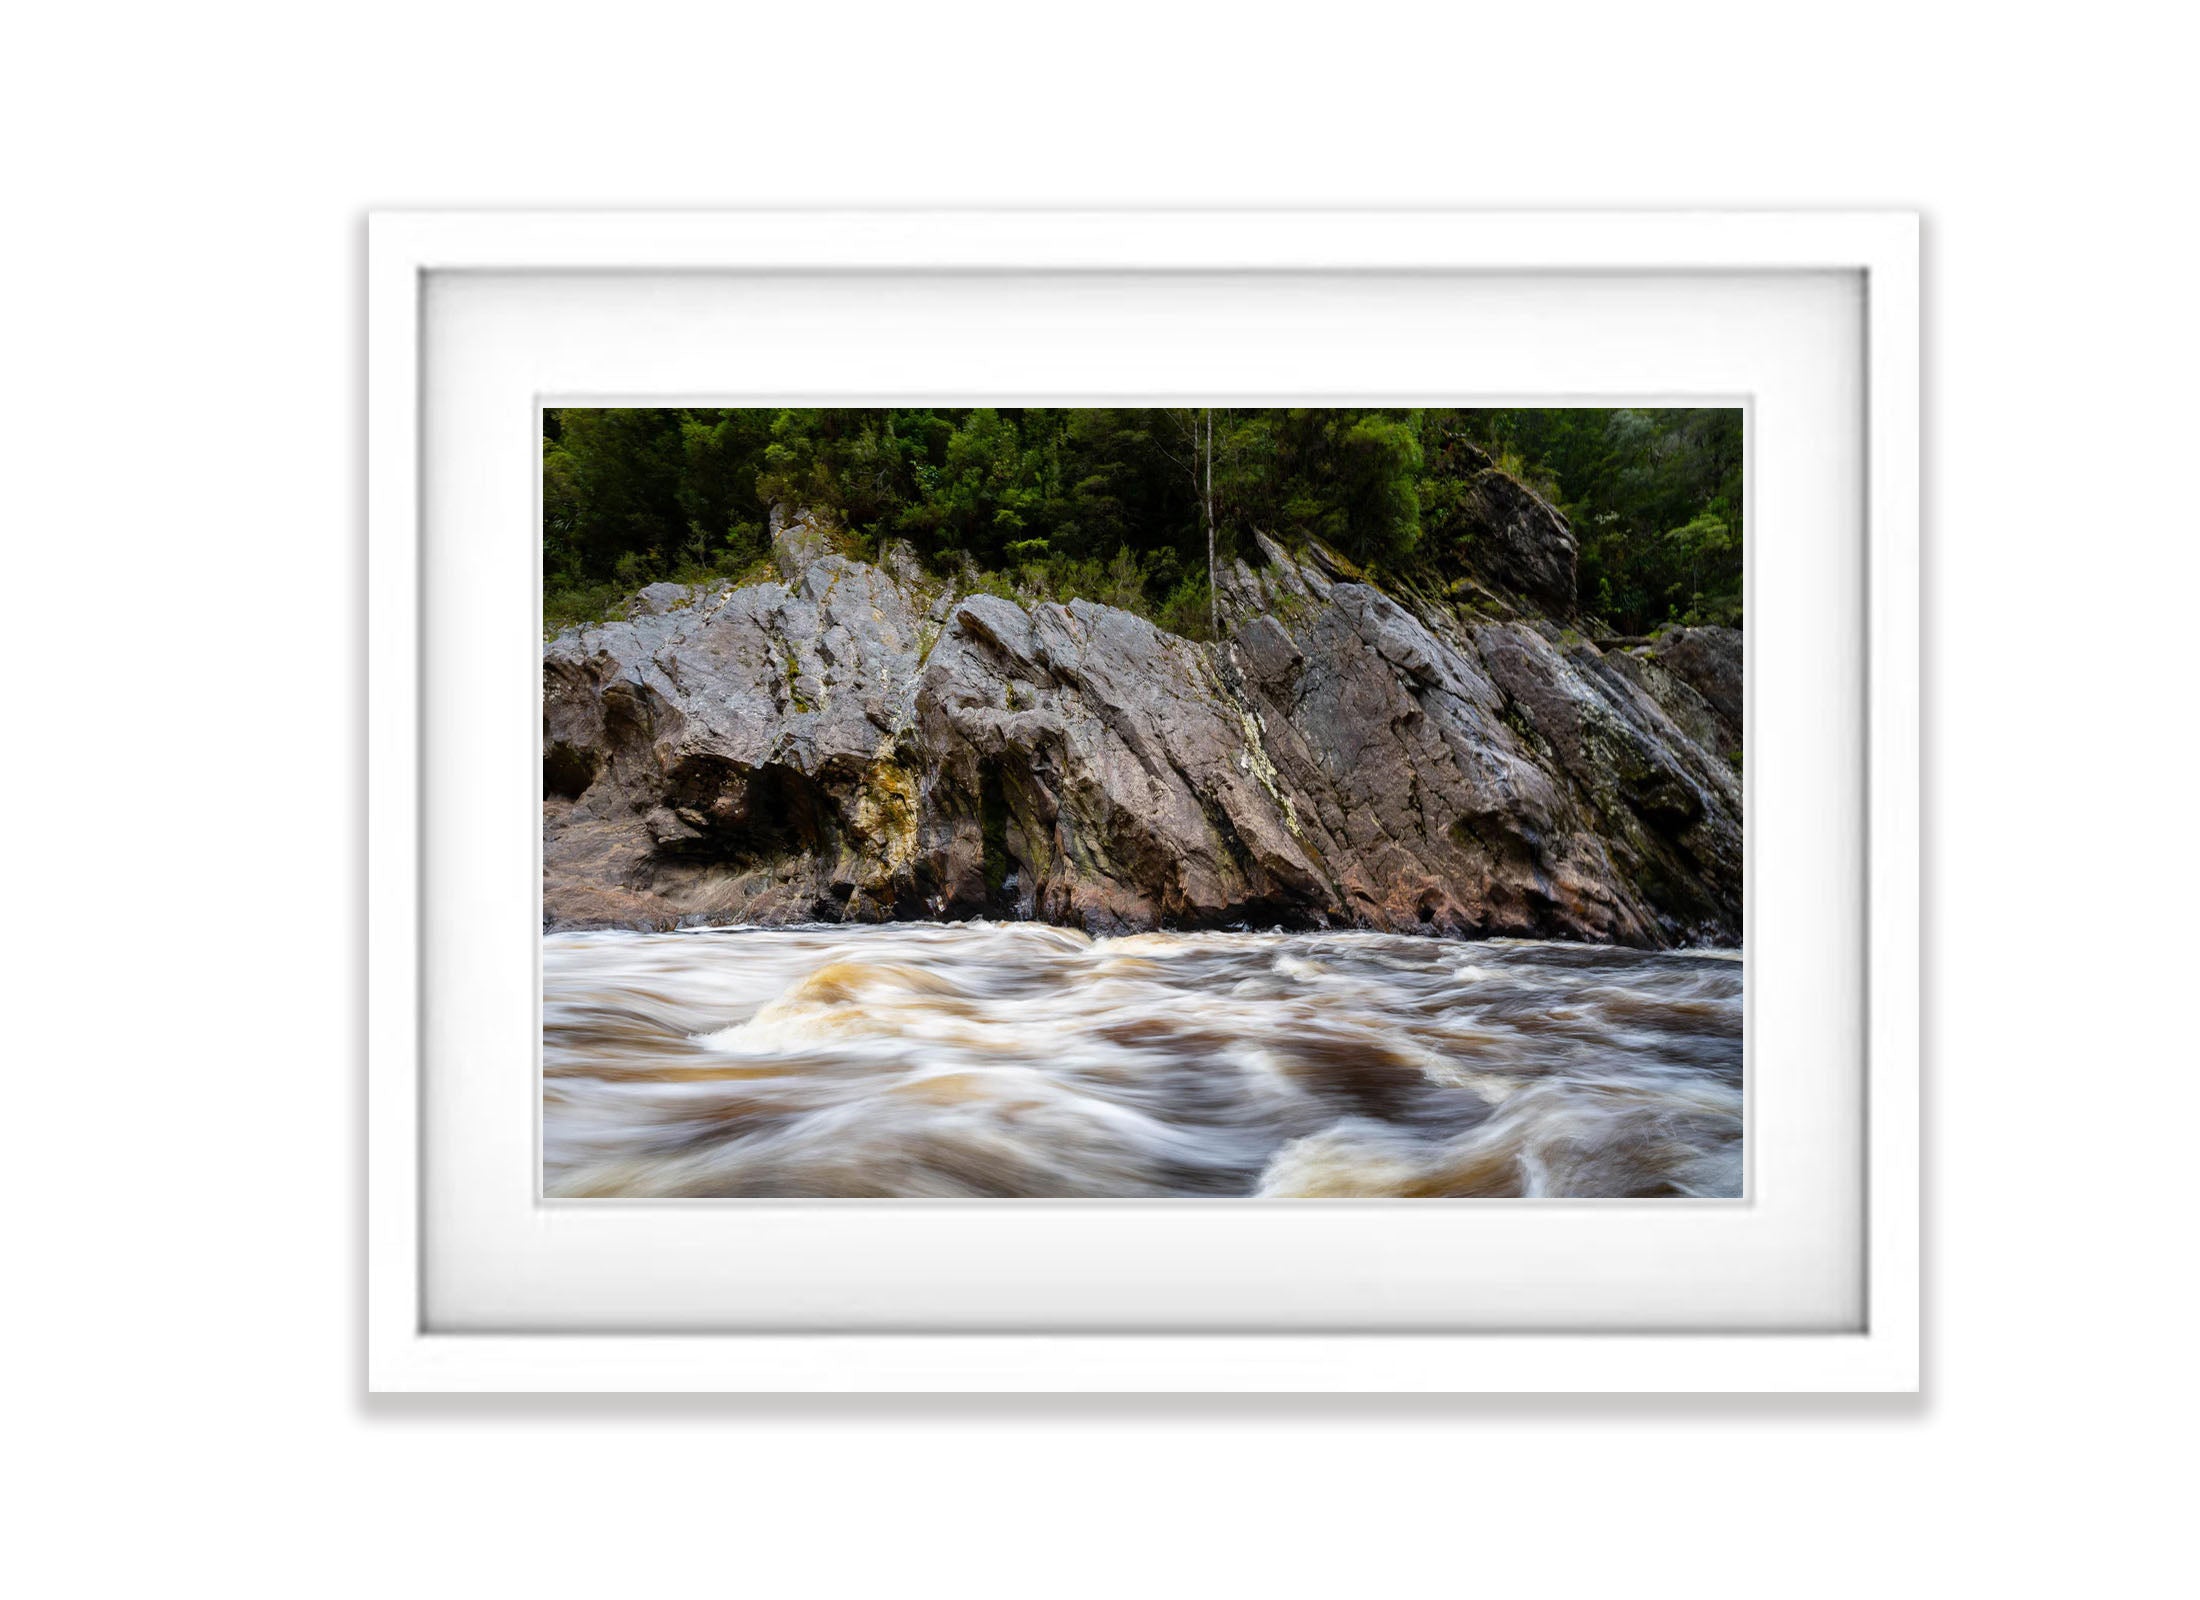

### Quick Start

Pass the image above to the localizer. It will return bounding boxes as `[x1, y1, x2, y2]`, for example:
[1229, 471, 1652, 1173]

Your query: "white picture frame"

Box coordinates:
[368, 210, 1918, 1392]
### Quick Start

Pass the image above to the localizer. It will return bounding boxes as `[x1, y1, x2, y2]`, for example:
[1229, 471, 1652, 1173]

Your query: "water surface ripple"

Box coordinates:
[543, 924, 1743, 1198]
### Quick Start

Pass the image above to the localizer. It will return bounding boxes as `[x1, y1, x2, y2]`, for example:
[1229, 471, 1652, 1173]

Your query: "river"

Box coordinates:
[543, 923, 1742, 1199]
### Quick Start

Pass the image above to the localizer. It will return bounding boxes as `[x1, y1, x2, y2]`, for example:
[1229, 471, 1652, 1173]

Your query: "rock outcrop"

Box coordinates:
[545, 509, 1744, 946]
[1440, 444, 1581, 616]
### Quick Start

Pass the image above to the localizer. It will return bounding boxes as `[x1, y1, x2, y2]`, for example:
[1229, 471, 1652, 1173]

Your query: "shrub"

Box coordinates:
[1156, 575, 1215, 642]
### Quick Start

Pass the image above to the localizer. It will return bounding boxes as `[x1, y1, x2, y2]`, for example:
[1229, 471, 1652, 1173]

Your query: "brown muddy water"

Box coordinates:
[543, 923, 1743, 1199]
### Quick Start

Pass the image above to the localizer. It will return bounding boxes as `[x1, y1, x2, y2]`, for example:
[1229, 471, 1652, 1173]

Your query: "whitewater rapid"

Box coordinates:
[543, 923, 1742, 1199]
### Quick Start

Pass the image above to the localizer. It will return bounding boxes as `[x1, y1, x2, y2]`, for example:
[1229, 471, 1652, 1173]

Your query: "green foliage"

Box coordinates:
[1432, 407, 1744, 632]
[1156, 575, 1216, 643]
[543, 405, 1742, 639]
[1209, 408, 1422, 568]
[544, 407, 775, 624]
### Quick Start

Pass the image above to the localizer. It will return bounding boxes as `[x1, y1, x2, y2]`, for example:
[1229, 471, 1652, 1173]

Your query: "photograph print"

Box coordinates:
[542, 407, 1743, 1199]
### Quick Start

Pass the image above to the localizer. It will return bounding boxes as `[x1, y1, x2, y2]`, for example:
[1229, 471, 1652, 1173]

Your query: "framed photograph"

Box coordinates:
[368, 211, 1917, 1391]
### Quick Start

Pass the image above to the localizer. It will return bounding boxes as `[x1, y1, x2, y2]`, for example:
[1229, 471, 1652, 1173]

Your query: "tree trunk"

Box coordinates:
[1204, 408, 1216, 637]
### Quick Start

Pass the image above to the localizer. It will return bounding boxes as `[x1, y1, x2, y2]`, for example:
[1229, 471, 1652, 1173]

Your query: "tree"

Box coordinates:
[1206, 408, 1216, 633]
[543, 405, 1743, 639]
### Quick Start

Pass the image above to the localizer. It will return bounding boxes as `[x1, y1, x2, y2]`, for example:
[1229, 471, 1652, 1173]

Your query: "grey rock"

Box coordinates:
[545, 518, 1745, 946]
[769, 505, 833, 581]
[1441, 451, 1580, 615]
[631, 581, 699, 616]
[1639, 625, 1743, 756]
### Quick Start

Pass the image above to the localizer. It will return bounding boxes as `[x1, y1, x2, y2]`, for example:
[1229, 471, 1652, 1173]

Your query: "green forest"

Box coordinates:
[544, 407, 1742, 638]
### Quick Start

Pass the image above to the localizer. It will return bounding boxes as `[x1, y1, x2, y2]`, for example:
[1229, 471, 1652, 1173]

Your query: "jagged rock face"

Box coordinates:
[545, 513, 1743, 946]
[1455, 467, 1580, 615]
[1640, 625, 1743, 757]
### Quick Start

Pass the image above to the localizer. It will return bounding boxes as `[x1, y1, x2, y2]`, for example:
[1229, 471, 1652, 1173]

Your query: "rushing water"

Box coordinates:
[543, 923, 1742, 1199]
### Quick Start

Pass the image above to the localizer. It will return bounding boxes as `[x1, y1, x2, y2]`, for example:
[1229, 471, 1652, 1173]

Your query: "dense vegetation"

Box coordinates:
[544, 407, 1741, 636]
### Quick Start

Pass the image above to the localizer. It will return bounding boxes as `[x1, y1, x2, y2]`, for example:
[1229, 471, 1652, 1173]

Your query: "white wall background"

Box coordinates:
[5, 3, 2190, 1595]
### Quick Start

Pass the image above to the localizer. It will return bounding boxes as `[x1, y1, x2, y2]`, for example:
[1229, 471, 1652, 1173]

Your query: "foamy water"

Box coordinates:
[543, 923, 1743, 1198]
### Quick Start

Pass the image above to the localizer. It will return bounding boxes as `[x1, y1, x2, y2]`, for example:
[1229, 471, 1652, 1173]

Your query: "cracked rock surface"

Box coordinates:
[545, 513, 1743, 946]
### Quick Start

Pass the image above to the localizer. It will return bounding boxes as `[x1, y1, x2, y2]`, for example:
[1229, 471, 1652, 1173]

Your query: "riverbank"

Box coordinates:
[546, 513, 1744, 947]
